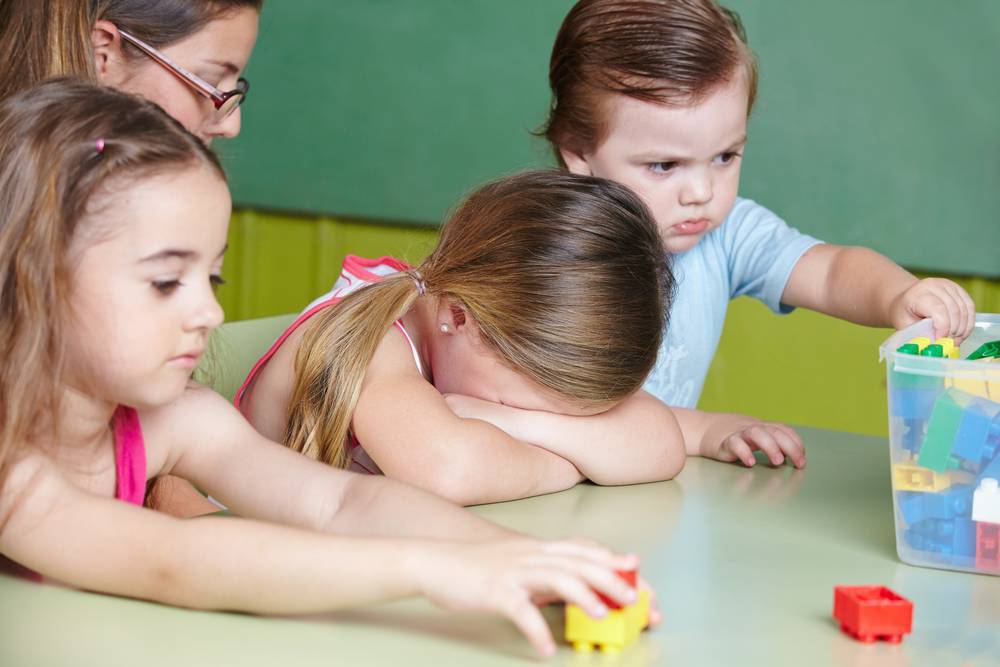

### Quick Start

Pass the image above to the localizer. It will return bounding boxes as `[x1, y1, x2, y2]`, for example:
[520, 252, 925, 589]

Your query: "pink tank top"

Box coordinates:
[0, 405, 147, 581]
[235, 255, 426, 475]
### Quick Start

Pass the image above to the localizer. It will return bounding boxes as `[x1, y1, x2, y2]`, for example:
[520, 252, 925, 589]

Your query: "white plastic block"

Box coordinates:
[972, 478, 1000, 524]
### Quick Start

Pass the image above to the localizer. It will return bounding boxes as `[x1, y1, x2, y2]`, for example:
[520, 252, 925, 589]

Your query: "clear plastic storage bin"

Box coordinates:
[880, 314, 1000, 575]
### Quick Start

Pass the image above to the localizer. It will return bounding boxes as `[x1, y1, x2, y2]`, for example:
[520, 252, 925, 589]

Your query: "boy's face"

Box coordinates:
[561, 76, 749, 254]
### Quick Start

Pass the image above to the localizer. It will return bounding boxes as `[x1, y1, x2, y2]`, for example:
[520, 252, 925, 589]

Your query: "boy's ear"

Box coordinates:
[91, 20, 127, 84]
[560, 147, 594, 176]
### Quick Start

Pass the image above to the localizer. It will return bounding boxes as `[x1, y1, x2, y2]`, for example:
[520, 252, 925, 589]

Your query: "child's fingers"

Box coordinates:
[530, 557, 637, 610]
[746, 425, 785, 466]
[724, 435, 756, 467]
[946, 283, 976, 339]
[526, 568, 609, 618]
[501, 595, 557, 657]
[771, 426, 805, 468]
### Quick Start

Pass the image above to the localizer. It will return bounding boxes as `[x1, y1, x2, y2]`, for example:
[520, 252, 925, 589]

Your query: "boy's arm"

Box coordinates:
[782, 244, 975, 339]
[443, 390, 686, 485]
[669, 407, 805, 469]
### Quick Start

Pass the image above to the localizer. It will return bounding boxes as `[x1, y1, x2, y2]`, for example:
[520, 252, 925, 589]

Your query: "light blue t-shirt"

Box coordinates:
[642, 197, 823, 408]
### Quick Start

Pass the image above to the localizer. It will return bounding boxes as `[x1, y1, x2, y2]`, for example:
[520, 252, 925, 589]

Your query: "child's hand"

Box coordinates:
[889, 277, 976, 341]
[702, 414, 805, 469]
[414, 537, 640, 657]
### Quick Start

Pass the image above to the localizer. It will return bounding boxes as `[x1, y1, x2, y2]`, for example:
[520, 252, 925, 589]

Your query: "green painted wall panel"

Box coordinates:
[221, 1, 1000, 276]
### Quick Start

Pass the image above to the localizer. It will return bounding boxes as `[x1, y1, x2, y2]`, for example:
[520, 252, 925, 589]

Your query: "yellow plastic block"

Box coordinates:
[893, 464, 971, 492]
[945, 359, 1000, 400]
[565, 590, 650, 654]
[936, 337, 960, 360]
[908, 337, 932, 353]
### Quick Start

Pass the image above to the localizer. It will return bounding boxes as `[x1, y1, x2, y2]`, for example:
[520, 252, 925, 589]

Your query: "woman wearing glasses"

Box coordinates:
[0, 0, 260, 144]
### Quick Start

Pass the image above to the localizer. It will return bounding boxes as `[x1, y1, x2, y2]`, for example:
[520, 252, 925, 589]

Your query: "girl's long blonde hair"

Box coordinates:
[0, 78, 223, 488]
[286, 170, 674, 468]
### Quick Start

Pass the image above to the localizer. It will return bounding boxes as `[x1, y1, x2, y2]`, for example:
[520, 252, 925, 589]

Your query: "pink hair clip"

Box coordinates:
[95, 138, 106, 154]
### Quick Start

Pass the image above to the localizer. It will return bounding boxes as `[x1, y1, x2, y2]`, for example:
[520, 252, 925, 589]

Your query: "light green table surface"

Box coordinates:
[1, 427, 998, 666]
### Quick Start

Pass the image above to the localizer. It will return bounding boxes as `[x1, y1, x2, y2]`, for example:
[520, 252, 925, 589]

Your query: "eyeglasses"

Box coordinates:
[118, 29, 249, 120]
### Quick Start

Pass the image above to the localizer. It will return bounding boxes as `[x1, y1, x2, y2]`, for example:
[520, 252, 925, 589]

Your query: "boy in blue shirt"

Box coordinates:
[542, 0, 976, 467]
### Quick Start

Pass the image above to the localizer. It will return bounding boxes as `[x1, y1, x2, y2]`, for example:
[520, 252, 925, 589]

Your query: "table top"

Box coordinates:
[2, 427, 998, 666]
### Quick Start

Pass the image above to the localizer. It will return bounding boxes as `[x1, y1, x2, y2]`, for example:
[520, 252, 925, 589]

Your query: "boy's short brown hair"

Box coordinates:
[541, 0, 757, 166]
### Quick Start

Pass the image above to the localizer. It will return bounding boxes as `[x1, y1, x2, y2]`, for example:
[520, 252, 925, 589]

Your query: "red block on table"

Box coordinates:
[833, 586, 913, 643]
[595, 569, 637, 610]
[978, 523, 1000, 570]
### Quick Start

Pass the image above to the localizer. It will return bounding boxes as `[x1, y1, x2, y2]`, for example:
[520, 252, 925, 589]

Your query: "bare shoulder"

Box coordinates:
[0, 448, 69, 542]
[239, 320, 307, 441]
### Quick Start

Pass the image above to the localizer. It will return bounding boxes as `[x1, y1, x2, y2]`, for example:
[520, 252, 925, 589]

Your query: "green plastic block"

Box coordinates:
[918, 390, 967, 472]
[968, 340, 1000, 361]
[897, 343, 920, 355]
[921, 344, 944, 357]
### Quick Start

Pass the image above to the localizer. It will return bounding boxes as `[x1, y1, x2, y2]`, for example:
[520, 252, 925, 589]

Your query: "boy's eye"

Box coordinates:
[152, 279, 182, 295]
[648, 161, 677, 174]
[716, 151, 742, 165]
[210, 274, 227, 291]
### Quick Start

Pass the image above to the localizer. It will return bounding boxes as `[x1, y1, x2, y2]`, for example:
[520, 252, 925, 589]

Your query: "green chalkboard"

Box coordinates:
[222, 1, 1000, 277]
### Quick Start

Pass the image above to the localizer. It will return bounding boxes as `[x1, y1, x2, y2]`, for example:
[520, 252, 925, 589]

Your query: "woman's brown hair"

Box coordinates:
[0, 0, 263, 100]
[0, 77, 224, 485]
[541, 0, 758, 167]
[285, 170, 674, 468]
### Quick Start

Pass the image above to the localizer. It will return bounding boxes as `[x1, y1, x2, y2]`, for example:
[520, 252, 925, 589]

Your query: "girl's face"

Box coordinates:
[94, 8, 260, 144]
[429, 315, 611, 417]
[561, 76, 749, 254]
[64, 164, 231, 409]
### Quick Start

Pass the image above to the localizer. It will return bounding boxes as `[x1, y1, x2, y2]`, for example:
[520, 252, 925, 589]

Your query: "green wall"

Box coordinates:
[216, 209, 1000, 438]
[222, 1, 1000, 277]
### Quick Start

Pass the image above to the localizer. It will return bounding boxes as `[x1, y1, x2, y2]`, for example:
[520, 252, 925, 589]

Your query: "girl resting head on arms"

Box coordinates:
[0, 78, 651, 658]
[237, 170, 688, 506]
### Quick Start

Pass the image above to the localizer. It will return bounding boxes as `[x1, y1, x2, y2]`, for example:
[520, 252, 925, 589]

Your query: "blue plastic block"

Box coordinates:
[904, 517, 977, 557]
[901, 419, 925, 453]
[979, 451, 1000, 483]
[951, 398, 1000, 470]
[890, 388, 938, 420]
[897, 485, 973, 524]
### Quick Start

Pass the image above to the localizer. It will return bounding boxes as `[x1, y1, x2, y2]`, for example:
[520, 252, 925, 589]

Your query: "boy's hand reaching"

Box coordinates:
[889, 277, 976, 341]
[701, 414, 806, 469]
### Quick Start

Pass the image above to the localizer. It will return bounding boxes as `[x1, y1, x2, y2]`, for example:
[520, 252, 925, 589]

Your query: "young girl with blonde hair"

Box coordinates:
[0, 79, 644, 659]
[237, 170, 691, 505]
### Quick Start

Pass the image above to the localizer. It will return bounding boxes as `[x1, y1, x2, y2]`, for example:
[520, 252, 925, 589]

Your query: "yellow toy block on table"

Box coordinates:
[565, 589, 650, 654]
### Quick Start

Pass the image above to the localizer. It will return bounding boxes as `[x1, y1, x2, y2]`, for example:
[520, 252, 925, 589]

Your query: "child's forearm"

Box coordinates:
[327, 472, 521, 540]
[452, 392, 686, 485]
[785, 245, 916, 326]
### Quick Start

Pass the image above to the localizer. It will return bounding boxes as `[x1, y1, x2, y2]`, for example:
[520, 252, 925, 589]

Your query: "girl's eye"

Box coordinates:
[648, 161, 677, 174]
[210, 274, 226, 291]
[152, 279, 182, 295]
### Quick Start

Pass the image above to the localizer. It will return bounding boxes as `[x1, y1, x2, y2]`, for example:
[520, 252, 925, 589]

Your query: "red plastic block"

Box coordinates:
[595, 569, 637, 610]
[977, 523, 1000, 570]
[833, 586, 913, 643]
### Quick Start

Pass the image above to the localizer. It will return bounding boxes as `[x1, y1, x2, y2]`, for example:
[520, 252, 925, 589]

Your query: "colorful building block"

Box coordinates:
[832, 586, 913, 643]
[897, 485, 973, 524]
[893, 464, 969, 492]
[889, 387, 937, 420]
[904, 517, 977, 557]
[977, 523, 1000, 570]
[972, 477, 1000, 524]
[950, 397, 1000, 471]
[918, 390, 965, 471]
[968, 340, 1000, 361]
[565, 569, 649, 654]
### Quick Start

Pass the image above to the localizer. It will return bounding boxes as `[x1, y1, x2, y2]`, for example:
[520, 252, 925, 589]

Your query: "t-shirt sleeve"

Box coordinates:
[721, 198, 824, 314]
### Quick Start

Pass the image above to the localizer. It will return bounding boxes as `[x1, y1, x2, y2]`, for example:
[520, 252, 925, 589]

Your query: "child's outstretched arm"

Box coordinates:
[0, 396, 639, 658]
[349, 329, 585, 505]
[668, 407, 806, 469]
[442, 390, 687, 485]
[783, 244, 976, 339]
